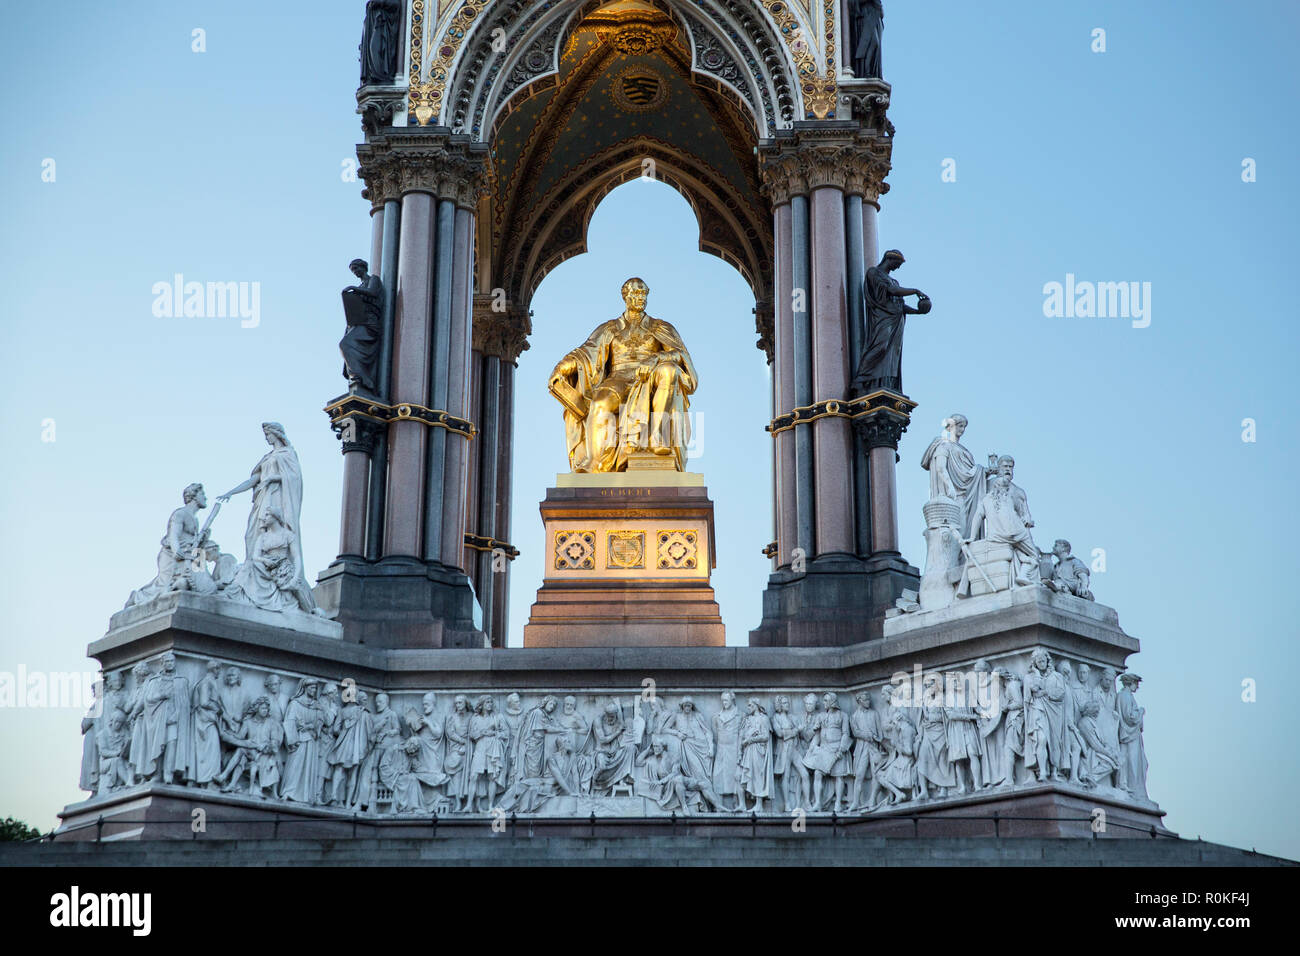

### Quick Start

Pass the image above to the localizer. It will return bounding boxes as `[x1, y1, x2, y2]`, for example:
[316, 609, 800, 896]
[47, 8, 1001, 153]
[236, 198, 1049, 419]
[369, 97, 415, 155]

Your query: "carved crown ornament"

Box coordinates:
[472, 296, 532, 362]
[357, 132, 489, 210]
[583, 3, 678, 57]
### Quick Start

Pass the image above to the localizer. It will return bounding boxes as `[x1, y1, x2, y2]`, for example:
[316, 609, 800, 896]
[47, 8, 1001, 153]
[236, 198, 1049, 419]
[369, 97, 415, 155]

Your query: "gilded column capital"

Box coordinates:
[357, 130, 489, 211]
[472, 296, 532, 363]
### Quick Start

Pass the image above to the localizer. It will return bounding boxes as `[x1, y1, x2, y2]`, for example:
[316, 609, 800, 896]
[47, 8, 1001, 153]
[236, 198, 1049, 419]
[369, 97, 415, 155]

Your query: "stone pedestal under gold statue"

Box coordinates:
[521, 467, 725, 647]
[524, 277, 724, 647]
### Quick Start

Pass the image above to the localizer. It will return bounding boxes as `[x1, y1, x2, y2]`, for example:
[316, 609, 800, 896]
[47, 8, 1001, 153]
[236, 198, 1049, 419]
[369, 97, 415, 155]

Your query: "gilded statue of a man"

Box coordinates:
[548, 277, 697, 473]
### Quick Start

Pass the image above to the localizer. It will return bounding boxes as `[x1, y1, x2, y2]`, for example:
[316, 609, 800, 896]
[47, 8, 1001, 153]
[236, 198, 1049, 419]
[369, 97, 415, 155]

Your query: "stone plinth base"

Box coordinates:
[749, 553, 919, 646]
[65, 583, 1165, 837]
[314, 556, 485, 648]
[523, 584, 726, 646]
[110, 591, 343, 642]
[54, 780, 1167, 843]
[8, 835, 1291, 867]
[522, 474, 724, 647]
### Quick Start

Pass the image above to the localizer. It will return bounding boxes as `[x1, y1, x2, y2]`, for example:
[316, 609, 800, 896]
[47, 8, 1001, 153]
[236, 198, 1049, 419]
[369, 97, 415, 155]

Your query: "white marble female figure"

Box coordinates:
[920, 414, 987, 537]
[218, 422, 323, 615]
[281, 678, 324, 804]
[736, 698, 774, 812]
[1117, 674, 1149, 800]
[190, 660, 225, 788]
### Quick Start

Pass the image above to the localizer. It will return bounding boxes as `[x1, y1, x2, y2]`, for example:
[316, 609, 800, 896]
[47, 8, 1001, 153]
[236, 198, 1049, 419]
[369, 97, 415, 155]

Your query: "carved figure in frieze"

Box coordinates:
[327, 689, 373, 807]
[995, 668, 1025, 787]
[317, 683, 341, 804]
[849, 690, 886, 811]
[127, 652, 194, 785]
[366, 692, 406, 809]
[663, 697, 714, 789]
[712, 691, 741, 809]
[592, 700, 638, 795]
[557, 696, 595, 795]
[124, 661, 150, 783]
[635, 736, 726, 815]
[1024, 649, 1066, 781]
[972, 660, 1005, 788]
[803, 693, 853, 812]
[409, 692, 449, 795]
[513, 696, 563, 788]
[443, 694, 473, 806]
[1094, 669, 1122, 790]
[944, 694, 985, 796]
[96, 709, 132, 795]
[915, 705, 955, 800]
[218, 696, 284, 798]
[877, 700, 918, 805]
[219, 666, 246, 737]
[80, 671, 124, 795]
[280, 678, 324, 805]
[771, 695, 806, 811]
[383, 737, 428, 814]
[190, 660, 225, 789]
[1072, 664, 1119, 788]
[736, 698, 774, 812]
[1117, 674, 1149, 800]
[502, 693, 524, 787]
[1059, 660, 1086, 780]
[465, 696, 509, 812]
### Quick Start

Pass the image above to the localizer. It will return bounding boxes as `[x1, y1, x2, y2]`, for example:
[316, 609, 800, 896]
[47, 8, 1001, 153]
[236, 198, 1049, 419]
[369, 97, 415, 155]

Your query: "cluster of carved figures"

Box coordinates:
[79, 650, 1150, 816]
[123, 423, 325, 619]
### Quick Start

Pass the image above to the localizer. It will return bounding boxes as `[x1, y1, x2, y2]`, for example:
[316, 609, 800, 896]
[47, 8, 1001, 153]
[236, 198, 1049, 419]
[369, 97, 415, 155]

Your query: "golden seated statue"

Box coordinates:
[548, 277, 697, 473]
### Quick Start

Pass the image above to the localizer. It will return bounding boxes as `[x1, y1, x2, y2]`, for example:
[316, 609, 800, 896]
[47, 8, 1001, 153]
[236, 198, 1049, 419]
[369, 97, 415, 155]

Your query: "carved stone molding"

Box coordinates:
[331, 412, 385, 456]
[759, 126, 893, 205]
[837, 78, 894, 137]
[357, 130, 489, 210]
[754, 299, 774, 362]
[356, 87, 407, 137]
[471, 296, 532, 362]
[854, 406, 911, 450]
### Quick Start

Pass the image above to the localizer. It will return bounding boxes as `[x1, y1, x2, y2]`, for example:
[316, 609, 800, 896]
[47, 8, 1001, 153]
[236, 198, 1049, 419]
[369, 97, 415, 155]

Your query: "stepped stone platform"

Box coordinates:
[1, 835, 1291, 868]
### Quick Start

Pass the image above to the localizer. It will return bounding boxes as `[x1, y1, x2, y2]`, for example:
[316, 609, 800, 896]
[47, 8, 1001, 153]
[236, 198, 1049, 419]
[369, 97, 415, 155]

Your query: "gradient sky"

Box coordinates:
[1, 1, 1297, 859]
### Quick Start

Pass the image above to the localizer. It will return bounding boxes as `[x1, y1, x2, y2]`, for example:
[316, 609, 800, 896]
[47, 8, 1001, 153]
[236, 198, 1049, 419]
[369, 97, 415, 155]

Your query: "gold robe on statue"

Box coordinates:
[553, 313, 697, 473]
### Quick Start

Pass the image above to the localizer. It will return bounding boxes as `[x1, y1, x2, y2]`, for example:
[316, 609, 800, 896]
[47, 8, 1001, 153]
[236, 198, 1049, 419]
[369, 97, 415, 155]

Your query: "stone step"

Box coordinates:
[3, 836, 1290, 867]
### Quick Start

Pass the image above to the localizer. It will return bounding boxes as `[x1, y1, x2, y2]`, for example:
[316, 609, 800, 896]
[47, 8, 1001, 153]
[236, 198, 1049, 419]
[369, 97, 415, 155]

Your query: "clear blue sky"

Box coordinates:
[1, 1, 1296, 859]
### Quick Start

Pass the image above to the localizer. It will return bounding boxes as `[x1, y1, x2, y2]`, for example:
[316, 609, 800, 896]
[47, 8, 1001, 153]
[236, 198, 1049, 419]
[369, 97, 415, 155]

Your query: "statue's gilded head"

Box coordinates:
[621, 277, 649, 311]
